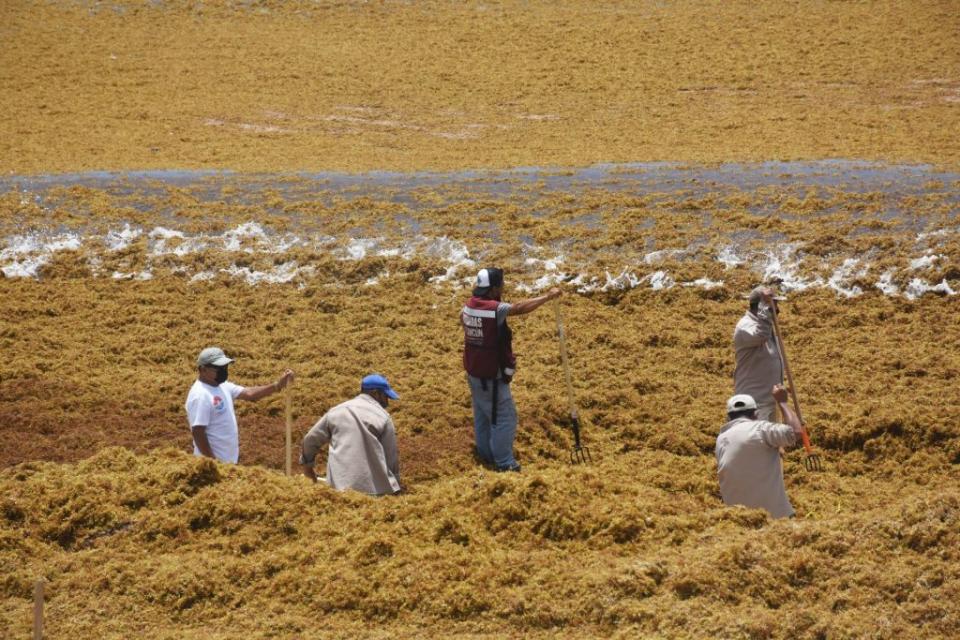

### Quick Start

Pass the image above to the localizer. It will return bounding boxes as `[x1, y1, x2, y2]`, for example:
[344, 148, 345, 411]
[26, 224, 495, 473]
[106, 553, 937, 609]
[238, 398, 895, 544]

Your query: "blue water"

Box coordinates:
[3, 161, 957, 206]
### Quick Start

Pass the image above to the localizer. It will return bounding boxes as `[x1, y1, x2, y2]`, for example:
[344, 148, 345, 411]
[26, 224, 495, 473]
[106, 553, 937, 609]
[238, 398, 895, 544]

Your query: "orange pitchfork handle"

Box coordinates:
[769, 303, 824, 472]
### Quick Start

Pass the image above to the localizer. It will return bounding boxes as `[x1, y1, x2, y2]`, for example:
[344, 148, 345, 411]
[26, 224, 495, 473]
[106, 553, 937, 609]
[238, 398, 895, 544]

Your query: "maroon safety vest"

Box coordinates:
[462, 296, 516, 379]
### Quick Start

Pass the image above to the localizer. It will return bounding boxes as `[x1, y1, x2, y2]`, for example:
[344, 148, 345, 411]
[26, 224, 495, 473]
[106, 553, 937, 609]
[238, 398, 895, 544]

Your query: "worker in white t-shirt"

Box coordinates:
[185, 346, 294, 463]
[715, 384, 803, 518]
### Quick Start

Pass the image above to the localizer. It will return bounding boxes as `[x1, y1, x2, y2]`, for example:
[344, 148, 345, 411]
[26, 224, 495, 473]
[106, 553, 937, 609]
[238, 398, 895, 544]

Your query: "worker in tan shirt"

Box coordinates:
[733, 286, 785, 421]
[300, 374, 401, 496]
[716, 384, 803, 518]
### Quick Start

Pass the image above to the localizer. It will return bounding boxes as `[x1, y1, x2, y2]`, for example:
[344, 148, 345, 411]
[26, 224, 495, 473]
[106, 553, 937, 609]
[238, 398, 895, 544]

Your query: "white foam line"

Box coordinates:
[826, 258, 867, 298]
[424, 237, 475, 283]
[647, 270, 675, 290]
[759, 243, 820, 292]
[643, 249, 686, 265]
[2, 256, 52, 279]
[905, 278, 956, 300]
[222, 221, 268, 251]
[342, 237, 379, 260]
[683, 277, 724, 289]
[219, 261, 310, 285]
[0, 232, 83, 278]
[717, 246, 745, 269]
[104, 224, 142, 252]
[148, 223, 304, 257]
[3, 225, 959, 299]
[875, 270, 899, 296]
[111, 270, 153, 281]
[909, 253, 942, 270]
[917, 228, 955, 241]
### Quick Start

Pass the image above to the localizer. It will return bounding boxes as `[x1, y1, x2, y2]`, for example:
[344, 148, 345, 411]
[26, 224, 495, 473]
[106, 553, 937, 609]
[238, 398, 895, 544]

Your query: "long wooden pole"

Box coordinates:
[285, 385, 292, 477]
[554, 299, 578, 421]
[769, 304, 819, 458]
[33, 579, 43, 640]
[768, 304, 804, 424]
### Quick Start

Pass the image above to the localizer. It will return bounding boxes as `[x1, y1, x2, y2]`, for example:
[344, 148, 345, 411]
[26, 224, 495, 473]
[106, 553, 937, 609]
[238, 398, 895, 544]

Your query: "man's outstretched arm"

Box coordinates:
[237, 369, 295, 401]
[507, 288, 562, 316]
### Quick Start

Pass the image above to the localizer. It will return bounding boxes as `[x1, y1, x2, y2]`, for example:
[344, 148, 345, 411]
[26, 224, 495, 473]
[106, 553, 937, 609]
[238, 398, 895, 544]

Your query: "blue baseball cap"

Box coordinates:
[361, 374, 399, 400]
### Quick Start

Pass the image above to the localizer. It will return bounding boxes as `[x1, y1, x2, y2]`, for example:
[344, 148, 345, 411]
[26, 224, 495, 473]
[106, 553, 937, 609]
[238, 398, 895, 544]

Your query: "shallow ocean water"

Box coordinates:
[3, 162, 959, 298]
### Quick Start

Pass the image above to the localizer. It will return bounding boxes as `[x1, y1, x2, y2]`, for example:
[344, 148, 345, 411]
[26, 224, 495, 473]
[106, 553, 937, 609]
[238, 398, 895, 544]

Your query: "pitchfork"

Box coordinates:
[769, 303, 824, 472]
[554, 299, 591, 464]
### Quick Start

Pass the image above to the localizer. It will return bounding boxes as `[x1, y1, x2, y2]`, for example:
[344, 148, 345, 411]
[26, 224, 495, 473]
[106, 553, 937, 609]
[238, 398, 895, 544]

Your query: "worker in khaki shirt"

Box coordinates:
[300, 374, 401, 496]
[733, 286, 786, 421]
[716, 384, 803, 518]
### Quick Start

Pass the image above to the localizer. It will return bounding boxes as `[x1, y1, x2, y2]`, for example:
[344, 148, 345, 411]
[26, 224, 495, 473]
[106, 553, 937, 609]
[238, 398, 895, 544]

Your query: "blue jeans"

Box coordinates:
[467, 374, 518, 470]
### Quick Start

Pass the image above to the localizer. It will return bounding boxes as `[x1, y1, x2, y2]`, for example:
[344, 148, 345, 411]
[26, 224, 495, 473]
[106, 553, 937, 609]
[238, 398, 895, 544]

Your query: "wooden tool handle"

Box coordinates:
[769, 304, 805, 425]
[285, 386, 292, 477]
[554, 299, 579, 421]
[34, 579, 43, 640]
[770, 304, 822, 459]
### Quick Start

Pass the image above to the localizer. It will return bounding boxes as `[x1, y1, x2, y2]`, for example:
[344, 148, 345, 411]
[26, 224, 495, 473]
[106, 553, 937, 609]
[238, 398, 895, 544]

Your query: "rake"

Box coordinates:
[554, 299, 591, 464]
[769, 304, 824, 472]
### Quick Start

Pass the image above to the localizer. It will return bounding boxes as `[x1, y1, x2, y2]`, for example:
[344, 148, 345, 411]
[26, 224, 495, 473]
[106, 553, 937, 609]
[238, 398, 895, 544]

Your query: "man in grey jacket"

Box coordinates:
[716, 384, 803, 518]
[733, 286, 785, 421]
[300, 374, 401, 496]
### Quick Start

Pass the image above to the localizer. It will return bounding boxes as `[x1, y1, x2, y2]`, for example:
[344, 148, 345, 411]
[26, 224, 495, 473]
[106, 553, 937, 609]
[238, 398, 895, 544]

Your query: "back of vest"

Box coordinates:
[462, 297, 513, 378]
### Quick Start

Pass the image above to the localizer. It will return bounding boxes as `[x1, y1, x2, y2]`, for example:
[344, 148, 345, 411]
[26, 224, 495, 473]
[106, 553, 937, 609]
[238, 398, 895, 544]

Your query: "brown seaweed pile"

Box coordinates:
[2, 172, 960, 475]
[1, 1, 959, 174]
[2, 251, 960, 637]
[2, 171, 960, 638]
[2, 0, 960, 637]
[1, 445, 958, 638]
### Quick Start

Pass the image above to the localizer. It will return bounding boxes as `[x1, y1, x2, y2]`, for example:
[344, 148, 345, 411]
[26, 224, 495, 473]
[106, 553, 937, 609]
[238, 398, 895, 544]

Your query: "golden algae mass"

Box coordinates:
[1, 0, 960, 636]
[0, 449, 958, 638]
[1, 165, 960, 637]
[1, 0, 959, 174]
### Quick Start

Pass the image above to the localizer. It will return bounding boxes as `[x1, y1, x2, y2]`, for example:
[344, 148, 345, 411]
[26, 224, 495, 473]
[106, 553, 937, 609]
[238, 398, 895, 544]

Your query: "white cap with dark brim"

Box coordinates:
[726, 394, 758, 413]
[473, 267, 504, 296]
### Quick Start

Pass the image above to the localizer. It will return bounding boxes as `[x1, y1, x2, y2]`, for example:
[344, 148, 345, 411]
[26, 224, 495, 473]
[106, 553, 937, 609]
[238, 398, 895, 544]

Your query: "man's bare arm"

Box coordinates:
[192, 426, 215, 458]
[299, 415, 332, 483]
[302, 464, 319, 482]
[237, 369, 295, 402]
[507, 288, 562, 316]
[772, 384, 803, 437]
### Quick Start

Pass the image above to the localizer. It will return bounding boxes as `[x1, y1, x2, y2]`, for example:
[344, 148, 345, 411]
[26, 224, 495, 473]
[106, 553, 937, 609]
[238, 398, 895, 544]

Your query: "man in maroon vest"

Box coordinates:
[462, 267, 561, 471]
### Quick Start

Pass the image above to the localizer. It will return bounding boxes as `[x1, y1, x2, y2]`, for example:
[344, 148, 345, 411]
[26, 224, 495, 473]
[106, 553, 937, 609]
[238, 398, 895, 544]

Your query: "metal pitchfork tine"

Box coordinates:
[569, 414, 591, 464]
[769, 302, 824, 472]
[554, 299, 591, 464]
[800, 428, 823, 472]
